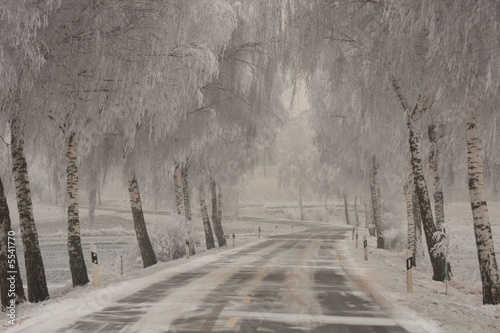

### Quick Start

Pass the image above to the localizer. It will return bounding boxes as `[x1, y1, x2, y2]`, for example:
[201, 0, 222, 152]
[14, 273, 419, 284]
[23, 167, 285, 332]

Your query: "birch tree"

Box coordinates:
[198, 184, 216, 250]
[210, 179, 226, 247]
[0, 174, 26, 309]
[0, 0, 58, 303]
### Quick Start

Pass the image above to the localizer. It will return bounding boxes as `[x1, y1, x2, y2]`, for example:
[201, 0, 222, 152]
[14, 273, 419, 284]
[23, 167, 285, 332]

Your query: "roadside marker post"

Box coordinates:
[352, 226, 355, 240]
[258, 226, 261, 239]
[355, 232, 359, 249]
[406, 249, 413, 293]
[232, 233, 235, 247]
[185, 239, 190, 259]
[363, 236, 368, 261]
[90, 244, 101, 287]
[291, 220, 294, 232]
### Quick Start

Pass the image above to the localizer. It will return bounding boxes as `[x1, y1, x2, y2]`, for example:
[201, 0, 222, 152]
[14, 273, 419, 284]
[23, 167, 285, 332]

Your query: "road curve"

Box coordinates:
[22, 225, 419, 332]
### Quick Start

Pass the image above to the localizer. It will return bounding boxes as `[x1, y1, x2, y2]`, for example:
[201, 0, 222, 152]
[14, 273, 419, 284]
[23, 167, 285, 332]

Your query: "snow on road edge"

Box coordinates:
[335, 236, 440, 333]
[3, 238, 267, 332]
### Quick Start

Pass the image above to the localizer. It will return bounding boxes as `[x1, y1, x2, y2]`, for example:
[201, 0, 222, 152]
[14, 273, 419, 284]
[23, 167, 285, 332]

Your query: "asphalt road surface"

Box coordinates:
[23, 224, 421, 332]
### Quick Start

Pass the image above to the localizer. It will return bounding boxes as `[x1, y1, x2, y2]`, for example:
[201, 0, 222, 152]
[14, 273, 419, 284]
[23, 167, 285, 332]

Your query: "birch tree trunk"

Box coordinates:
[10, 119, 49, 302]
[174, 162, 184, 216]
[412, 183, 424, 266]
[363, 195, 372, 230]
[0, 175, 26, 308]
[210, 180, 226, 247]
[429, 123, 452, 275]
[65, 132, 89, 287]
[409, 109, 448, 281]
[97, 186, 101, 206]
[428, 124, 445, 230]
[343, 191, 351, 226]
[181, 161, 192, 222]
[324, 193, 329, 220]
[354, 195, 360, 227]
[53, 170, 60, 205]
[371, 155, 384, 249]
[88, 188, 96, 226]
[297, 186, 304, 221]
[217, 192, 223, 229]
[198, 185, 215, 250]
[128, 172, 157, 268]
[391, 77, 447, 281]
[404, 174, 416, 265]
[466, 94, 500, 305]
[47, 170, 52, 204]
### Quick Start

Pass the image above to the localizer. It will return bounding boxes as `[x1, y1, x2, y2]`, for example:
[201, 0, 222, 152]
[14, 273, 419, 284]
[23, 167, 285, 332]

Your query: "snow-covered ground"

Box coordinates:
[3, 200, 500, 332]
[337, 201, 500, 333]
[3, 239, 273, 332]
[2, 203, 307, 331]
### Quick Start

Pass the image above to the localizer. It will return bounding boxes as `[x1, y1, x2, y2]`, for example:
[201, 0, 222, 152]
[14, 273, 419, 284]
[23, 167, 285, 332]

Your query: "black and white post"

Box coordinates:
[90, 244, 101, 287]
[185, 238, 190, 259]
[363, 236, 368, 261]
[406, 249, 413, 293]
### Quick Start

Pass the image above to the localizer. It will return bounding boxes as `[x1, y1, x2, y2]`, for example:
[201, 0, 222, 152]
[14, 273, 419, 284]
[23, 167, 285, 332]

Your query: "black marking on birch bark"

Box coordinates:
[65, 132, 89, 287]
[10, 119, 50, 302]
[199, 184, 215, 250]
[128, 173, 157, 268]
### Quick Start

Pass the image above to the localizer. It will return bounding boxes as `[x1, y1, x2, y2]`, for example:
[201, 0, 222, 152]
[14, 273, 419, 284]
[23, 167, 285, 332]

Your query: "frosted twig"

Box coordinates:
[0, 135, 9, 148]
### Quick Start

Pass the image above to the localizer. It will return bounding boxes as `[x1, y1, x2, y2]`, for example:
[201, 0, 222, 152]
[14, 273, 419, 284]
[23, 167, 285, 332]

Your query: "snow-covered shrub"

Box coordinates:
[382, 211, 400, 230]
[124, 216, 203, 265]
[381, 211, 405, 250]
[304, 207, 328, 222]
[283, 208, 299, 220]
[149, 216, 192, 262]
[384, 228, 406, 251]
[448, 266, 482, 295]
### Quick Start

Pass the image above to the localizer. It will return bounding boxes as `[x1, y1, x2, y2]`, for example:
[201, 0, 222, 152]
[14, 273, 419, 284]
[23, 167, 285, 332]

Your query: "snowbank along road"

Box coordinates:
[19, 224, 425, 332]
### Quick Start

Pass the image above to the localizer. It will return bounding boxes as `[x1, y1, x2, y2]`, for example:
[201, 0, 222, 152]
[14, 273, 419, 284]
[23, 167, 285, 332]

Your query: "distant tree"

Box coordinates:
[277, 120, 316, 221]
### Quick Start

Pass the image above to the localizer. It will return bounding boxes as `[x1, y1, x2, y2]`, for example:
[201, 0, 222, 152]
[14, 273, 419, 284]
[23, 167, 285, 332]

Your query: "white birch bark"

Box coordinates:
[210, 180, 226, 247]
[354, 195, 360, 227]
[371, 155, 384, 249]
[428, 124, 445, 230]
[198, 184, 215, 250]
[343, 191, 351, 226]
[174, 162, 185, 216]
[404, 174, 416, 264]
[128, 172, 157, 268]
[391, 77, 448, 281]
[363, 194, 372, 230]
[10, 119, 49, 301]
[0, 175, 26, 308]
[65, 132, 89, 287]
[181, 161, 192, 222]
[466, 92, 500, 304]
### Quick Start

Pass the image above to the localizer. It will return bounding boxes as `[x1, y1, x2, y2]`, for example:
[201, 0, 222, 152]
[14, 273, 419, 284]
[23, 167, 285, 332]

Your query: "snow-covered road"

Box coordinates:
[16, 226, 422, 332]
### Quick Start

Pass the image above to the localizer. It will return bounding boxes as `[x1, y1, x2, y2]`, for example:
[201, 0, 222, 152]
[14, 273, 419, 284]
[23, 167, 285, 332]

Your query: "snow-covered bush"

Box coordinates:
[381, 211, 405, 250]
[448, 266, 482, 295]
[124, 215, 204, 265]
[149, 216, 192, 262]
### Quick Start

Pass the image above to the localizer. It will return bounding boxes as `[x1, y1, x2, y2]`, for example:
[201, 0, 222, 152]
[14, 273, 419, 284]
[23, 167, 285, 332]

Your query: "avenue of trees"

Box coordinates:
[1, 0, 499, 309]
[300, 0, 500, 304]
[1, 0, 288, 308]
